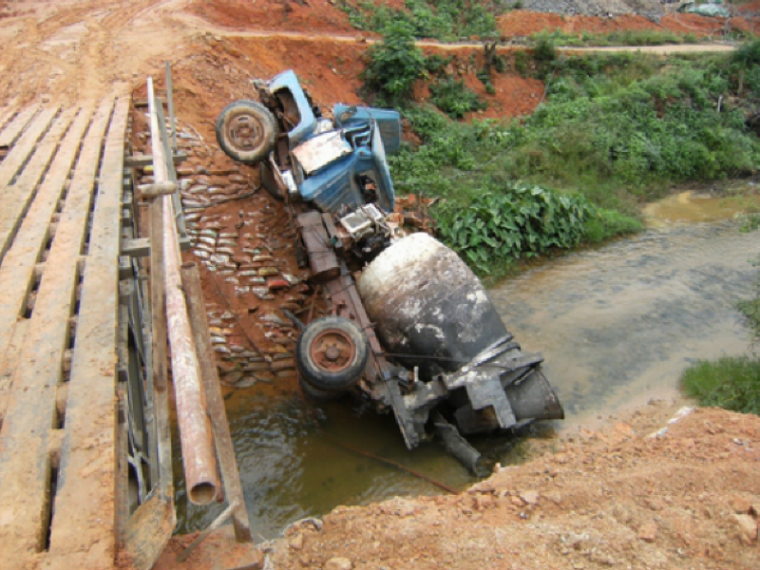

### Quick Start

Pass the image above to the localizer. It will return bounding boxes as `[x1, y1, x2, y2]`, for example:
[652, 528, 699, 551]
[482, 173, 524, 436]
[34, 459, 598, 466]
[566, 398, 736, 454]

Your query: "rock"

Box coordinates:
[267, 278, 290, 290]
[289, 533, 304, 550]
[730, 513, 758, 544]
[259, 267, 280, 277]
[323, 556, 354, 570]
[520, 490, 540, 506]
[637, 521, 657, 542]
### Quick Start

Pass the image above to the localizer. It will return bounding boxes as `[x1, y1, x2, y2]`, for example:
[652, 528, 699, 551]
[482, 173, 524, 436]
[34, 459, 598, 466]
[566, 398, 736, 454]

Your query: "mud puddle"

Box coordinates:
[176, 200, 760, 539]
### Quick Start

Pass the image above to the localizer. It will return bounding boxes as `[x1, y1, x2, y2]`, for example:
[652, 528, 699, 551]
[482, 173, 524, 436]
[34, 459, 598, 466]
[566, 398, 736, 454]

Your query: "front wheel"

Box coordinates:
[215, 100, 277, 164]
[296, 317, 369, 392]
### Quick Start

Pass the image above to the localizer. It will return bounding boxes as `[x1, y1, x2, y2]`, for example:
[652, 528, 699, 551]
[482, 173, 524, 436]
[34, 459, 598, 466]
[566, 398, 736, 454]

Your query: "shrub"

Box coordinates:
[361, 21, 425, 106]
[340, 0, 498, 41]
[429, 77, 487, 118]
[434, 185, 598, 272]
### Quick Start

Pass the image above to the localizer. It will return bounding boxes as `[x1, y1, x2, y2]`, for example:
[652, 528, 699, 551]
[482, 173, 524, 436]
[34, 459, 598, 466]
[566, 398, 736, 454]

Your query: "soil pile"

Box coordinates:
[268, 403, 760, 570]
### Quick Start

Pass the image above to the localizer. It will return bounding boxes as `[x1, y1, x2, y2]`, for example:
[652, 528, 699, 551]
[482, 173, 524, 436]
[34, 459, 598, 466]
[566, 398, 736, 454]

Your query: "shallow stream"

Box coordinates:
[175, 191, 760, 538]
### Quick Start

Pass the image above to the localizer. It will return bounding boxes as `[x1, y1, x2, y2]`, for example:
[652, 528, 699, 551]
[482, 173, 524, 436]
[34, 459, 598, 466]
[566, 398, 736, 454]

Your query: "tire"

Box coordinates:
[296, 317, 369, 392]
[215, 100, 277, 165]
[259, 160, 285, 201]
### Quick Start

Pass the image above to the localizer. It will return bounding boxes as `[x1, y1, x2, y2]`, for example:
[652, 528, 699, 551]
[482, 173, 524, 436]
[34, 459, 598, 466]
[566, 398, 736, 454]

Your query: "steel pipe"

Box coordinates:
[148, 78, 217, 505]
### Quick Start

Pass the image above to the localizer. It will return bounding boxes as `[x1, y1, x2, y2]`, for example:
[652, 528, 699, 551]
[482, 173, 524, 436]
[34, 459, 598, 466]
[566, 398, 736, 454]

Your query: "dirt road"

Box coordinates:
[0, 2, 758, 570]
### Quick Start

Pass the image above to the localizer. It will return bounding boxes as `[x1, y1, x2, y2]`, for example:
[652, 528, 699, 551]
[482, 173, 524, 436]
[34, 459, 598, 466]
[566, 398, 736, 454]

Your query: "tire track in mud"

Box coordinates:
[0, 0, 191, 102]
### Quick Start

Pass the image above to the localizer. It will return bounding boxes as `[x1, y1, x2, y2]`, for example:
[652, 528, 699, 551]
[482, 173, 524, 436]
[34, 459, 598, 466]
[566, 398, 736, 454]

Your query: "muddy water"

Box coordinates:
[175, 192, 760, 538]
[491, 193, 760, 430]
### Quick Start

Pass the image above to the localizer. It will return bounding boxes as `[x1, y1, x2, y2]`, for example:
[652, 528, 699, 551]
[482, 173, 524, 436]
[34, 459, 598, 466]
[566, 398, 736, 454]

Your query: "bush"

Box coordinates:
[361, 21, 425, 106]
[434, 185, 599, 272]
[681, 357, 760, 415]
[429, 77, 487, 118]
[340, 0, 498, 41]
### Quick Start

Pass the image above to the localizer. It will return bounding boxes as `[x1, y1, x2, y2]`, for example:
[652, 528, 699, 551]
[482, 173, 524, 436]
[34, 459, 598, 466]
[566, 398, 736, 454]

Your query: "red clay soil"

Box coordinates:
[188, 0, 357, 34]
[498, 10, 750, 38]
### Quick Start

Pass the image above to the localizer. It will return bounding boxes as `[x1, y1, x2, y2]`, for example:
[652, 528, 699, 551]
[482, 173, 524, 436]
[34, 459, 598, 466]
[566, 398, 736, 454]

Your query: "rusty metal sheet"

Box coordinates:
[291, 130, 351, 175]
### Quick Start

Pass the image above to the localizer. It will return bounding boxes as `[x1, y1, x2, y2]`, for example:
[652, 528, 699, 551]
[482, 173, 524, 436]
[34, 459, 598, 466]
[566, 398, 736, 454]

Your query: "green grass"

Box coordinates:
[680, 356, 760, 414]
[340, 0, 499, 41]
[526, 29, 701, 48]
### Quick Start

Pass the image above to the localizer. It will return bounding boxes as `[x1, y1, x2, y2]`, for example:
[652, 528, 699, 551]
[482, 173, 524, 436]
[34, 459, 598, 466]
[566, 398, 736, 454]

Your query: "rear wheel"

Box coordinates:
[215, 100, 277, 164]
[296, 317, 369, 393]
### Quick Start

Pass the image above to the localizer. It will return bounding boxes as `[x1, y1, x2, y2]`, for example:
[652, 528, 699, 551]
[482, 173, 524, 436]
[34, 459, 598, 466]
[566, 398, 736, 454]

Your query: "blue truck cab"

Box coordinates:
[216, 70, 402, 214]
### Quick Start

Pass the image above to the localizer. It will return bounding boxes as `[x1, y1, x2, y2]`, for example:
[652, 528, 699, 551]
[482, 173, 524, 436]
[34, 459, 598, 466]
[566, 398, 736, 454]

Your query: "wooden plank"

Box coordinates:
[122, 235, 193, 257]
[124, 150, 187, 168]
[0, 98, 114, 568]
[45, 97, 130, 570]
[0, 107, 58, 191]
[0, 106, 18, 134]
[0, 320, 27, 428]
[0, 106, 95, 405]
[0, 108, 75, 266]
[0, 105, 38, 148]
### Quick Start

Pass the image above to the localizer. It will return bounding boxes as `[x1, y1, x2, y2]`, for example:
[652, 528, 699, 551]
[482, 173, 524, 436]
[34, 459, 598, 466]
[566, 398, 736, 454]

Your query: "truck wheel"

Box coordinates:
[215, 100, 277, 164]
[296, 317, 368, 392]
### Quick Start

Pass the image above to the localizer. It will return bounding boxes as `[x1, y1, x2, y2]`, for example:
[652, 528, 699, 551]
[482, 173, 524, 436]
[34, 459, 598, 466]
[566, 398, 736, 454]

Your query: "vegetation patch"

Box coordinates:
[340, 0, 499, 41]
[361, 20, 425, 106]
[526, 29, 700, 48]
[680, 357, 760, 415]
[428, 77, 487, 118]
[434, 185, 623, 273]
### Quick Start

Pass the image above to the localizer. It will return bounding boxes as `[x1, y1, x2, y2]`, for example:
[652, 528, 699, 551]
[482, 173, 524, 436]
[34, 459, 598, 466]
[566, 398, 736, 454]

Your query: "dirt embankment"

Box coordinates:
[267, 403, 760, 570]
[0, 2, 759, 570]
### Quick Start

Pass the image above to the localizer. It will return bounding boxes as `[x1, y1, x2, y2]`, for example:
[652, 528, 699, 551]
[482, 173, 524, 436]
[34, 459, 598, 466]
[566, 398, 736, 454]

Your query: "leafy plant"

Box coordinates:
[361, 21, 425, 106]
[434, 185, 598, 272]
[429, 77, 487, 118]
[340, 0, 499, 41]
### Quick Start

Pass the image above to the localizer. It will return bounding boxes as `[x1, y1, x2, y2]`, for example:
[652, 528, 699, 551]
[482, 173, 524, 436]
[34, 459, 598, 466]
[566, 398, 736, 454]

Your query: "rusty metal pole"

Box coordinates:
[148, 179, 173, 502]
[181, 262, 252, 542]
[148, 77, 217, 506]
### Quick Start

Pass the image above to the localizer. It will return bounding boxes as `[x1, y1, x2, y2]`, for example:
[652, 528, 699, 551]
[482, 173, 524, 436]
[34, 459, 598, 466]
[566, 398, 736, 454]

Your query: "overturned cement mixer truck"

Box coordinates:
[214, 70, 564, 473]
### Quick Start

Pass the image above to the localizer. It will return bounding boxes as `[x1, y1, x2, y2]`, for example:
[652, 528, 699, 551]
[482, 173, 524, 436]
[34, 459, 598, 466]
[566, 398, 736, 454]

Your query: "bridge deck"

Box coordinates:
[0, 97, 130, 570]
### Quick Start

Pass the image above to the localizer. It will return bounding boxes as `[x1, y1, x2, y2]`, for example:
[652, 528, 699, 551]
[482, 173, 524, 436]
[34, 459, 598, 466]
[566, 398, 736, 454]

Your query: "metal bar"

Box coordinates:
[166, 61, 177, 152]
[149, 182, 172, 486]
[176, 499, 240, 563]
[148, 77, 217, 506]
[181, 261, 252, 542]
[154, 101, 187, 239]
